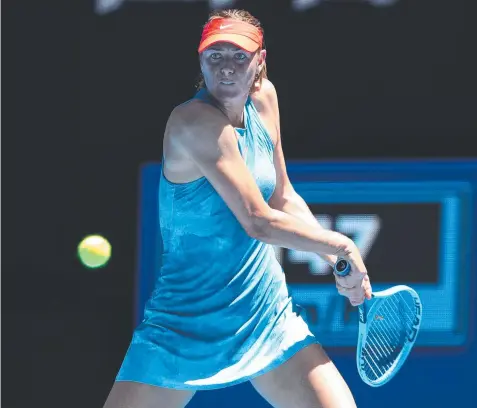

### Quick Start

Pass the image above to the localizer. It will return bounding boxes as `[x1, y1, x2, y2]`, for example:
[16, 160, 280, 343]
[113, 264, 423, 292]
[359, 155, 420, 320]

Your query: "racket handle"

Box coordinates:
[334, 258, 351, 277]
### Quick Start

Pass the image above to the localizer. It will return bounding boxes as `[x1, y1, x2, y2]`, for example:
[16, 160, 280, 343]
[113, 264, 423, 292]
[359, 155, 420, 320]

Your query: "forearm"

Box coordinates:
[253, 198, 352, 259]
[269, 193, 338, 266]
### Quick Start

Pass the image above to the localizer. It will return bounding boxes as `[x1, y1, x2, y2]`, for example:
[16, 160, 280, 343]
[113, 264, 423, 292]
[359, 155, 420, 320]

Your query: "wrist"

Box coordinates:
[332, 235, 355, 258]
[339, 240, 367, 274]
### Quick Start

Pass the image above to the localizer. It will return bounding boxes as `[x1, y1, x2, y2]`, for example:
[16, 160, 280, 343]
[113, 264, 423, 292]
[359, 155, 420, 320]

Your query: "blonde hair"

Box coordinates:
[197, 9, 267, 93]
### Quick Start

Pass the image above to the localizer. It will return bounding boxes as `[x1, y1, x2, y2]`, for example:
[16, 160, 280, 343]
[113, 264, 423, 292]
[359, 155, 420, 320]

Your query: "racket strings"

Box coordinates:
[360, 291, 416, 382]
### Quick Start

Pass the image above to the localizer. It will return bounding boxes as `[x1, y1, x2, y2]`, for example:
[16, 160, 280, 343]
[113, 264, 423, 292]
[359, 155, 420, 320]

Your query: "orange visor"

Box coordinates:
[198, 18, 263, 53]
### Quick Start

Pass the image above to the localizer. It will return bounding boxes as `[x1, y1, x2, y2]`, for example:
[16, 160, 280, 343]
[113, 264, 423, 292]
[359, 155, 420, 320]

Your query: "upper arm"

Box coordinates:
[259, 80, 296, 209]
[171, 104, 273, 237]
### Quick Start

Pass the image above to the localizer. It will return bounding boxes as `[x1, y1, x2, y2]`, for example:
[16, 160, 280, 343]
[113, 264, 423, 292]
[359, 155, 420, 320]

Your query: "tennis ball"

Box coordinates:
[77, 235, 111, 268]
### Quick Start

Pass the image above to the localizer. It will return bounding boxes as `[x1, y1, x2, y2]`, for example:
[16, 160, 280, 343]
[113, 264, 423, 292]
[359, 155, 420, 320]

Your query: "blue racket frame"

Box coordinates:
[335, 260, 423, 386]
[357, 286, 422, 386]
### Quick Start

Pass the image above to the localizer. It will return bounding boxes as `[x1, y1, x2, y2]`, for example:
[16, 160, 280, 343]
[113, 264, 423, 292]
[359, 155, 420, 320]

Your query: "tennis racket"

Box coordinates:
[334, 259, 423, 387]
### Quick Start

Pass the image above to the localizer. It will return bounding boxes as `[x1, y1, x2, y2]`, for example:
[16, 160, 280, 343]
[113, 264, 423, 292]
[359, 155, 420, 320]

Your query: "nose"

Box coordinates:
[220, 66, 235, 76]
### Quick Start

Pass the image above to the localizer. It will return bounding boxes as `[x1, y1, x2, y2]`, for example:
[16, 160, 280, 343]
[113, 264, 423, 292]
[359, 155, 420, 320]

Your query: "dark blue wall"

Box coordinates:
[136, 160, 477, 408]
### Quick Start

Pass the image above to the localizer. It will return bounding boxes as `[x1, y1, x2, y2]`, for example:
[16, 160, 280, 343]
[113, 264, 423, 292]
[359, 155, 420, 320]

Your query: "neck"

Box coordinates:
[207, 91, 248, 128]
[221, 98, 247, 128]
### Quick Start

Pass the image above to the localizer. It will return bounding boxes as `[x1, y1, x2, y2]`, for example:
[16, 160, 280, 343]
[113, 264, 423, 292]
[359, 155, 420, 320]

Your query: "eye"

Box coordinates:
[210, 53, 222, 60]
[234, 53, 248, 61]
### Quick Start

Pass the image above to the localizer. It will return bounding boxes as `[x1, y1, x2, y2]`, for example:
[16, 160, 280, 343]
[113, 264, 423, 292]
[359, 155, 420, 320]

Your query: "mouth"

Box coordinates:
[219, 81, 235, 85]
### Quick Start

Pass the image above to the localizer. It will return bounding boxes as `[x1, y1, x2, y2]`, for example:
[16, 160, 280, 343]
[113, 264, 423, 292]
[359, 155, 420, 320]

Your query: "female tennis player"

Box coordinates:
[104, 9, 372, 408]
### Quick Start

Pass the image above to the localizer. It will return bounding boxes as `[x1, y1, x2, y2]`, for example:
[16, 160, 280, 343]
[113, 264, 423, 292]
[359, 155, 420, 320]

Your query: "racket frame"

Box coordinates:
[356, 285, 422, 387]
[333, 259, 422, 387]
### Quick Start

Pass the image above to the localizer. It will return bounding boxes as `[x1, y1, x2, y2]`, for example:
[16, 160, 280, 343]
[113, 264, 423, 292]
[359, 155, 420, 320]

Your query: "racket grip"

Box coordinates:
[334, 258, 351, 277]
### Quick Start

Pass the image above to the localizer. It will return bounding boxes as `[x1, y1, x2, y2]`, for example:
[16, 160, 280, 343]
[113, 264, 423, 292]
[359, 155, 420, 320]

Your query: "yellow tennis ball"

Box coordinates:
[78, 235, 111, 268]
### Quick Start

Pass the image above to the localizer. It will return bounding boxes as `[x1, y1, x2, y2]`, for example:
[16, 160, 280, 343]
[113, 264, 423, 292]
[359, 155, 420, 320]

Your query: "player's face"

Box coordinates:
[200, 42, 265, 101]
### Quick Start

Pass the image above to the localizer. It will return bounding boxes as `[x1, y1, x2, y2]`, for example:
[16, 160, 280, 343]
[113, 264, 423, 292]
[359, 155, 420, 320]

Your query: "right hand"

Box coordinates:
[334, 244, 372, 306]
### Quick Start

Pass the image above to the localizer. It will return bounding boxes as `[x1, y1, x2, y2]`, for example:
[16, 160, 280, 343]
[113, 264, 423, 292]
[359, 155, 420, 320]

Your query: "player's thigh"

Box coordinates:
[250, 343, 356, 408]
[103, 381, 195, 408]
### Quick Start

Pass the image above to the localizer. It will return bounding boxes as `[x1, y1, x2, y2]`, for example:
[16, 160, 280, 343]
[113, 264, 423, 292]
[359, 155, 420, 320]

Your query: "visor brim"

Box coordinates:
[198, 34, 260, 53]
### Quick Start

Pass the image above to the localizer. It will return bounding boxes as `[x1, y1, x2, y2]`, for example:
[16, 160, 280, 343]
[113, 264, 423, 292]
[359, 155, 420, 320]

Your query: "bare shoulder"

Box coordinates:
[166, 99, 230, 151]
[260, 78, 279, 100]
[163, 98, 237, 183]
[253, 78, 278, 105]
[252, 78, 279, 113]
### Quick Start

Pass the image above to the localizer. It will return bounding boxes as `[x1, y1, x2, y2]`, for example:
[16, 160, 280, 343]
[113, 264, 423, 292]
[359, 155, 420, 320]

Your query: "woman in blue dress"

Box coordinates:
[104, 9, 372, 408]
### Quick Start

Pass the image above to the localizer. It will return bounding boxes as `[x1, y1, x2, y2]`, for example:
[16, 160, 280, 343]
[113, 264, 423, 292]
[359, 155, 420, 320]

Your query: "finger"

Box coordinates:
[336, 284, 349, 297]
[350, 290, 365, 302]
[336, 281, 359, 296]
[336, 271, 365, 288]
[348, 285, 366, 302]
[350, 296, 365, 306]
[336, 283, 360, 300]
[365, 286, 372, 299]
[362, 282, 372, 300]
[363, 274, 372, 299]
[336, 280, 354, 290]
[334, 274, 359, 289]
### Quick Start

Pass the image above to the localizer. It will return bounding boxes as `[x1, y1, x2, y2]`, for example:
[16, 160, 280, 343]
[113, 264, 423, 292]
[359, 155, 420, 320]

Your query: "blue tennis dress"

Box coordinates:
[116, 89, 317, 390]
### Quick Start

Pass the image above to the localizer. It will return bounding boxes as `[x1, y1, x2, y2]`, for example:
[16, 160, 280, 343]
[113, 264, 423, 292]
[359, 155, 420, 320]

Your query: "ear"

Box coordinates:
[258, 49, 267, 71]
[253, 50, 267, 92]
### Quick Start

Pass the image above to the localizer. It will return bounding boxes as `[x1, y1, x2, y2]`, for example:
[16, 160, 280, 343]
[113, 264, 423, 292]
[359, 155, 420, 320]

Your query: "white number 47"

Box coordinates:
[274, 214, 381, 275]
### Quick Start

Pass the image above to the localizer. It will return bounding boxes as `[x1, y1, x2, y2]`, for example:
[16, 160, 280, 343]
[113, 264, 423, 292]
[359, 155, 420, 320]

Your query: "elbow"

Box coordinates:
[244, 210, 273, 241]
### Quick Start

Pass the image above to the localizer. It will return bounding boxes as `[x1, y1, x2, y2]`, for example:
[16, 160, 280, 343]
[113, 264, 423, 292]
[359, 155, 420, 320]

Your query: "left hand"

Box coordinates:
[334, 246, 373, 306]
[336, 273, 372, 306]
